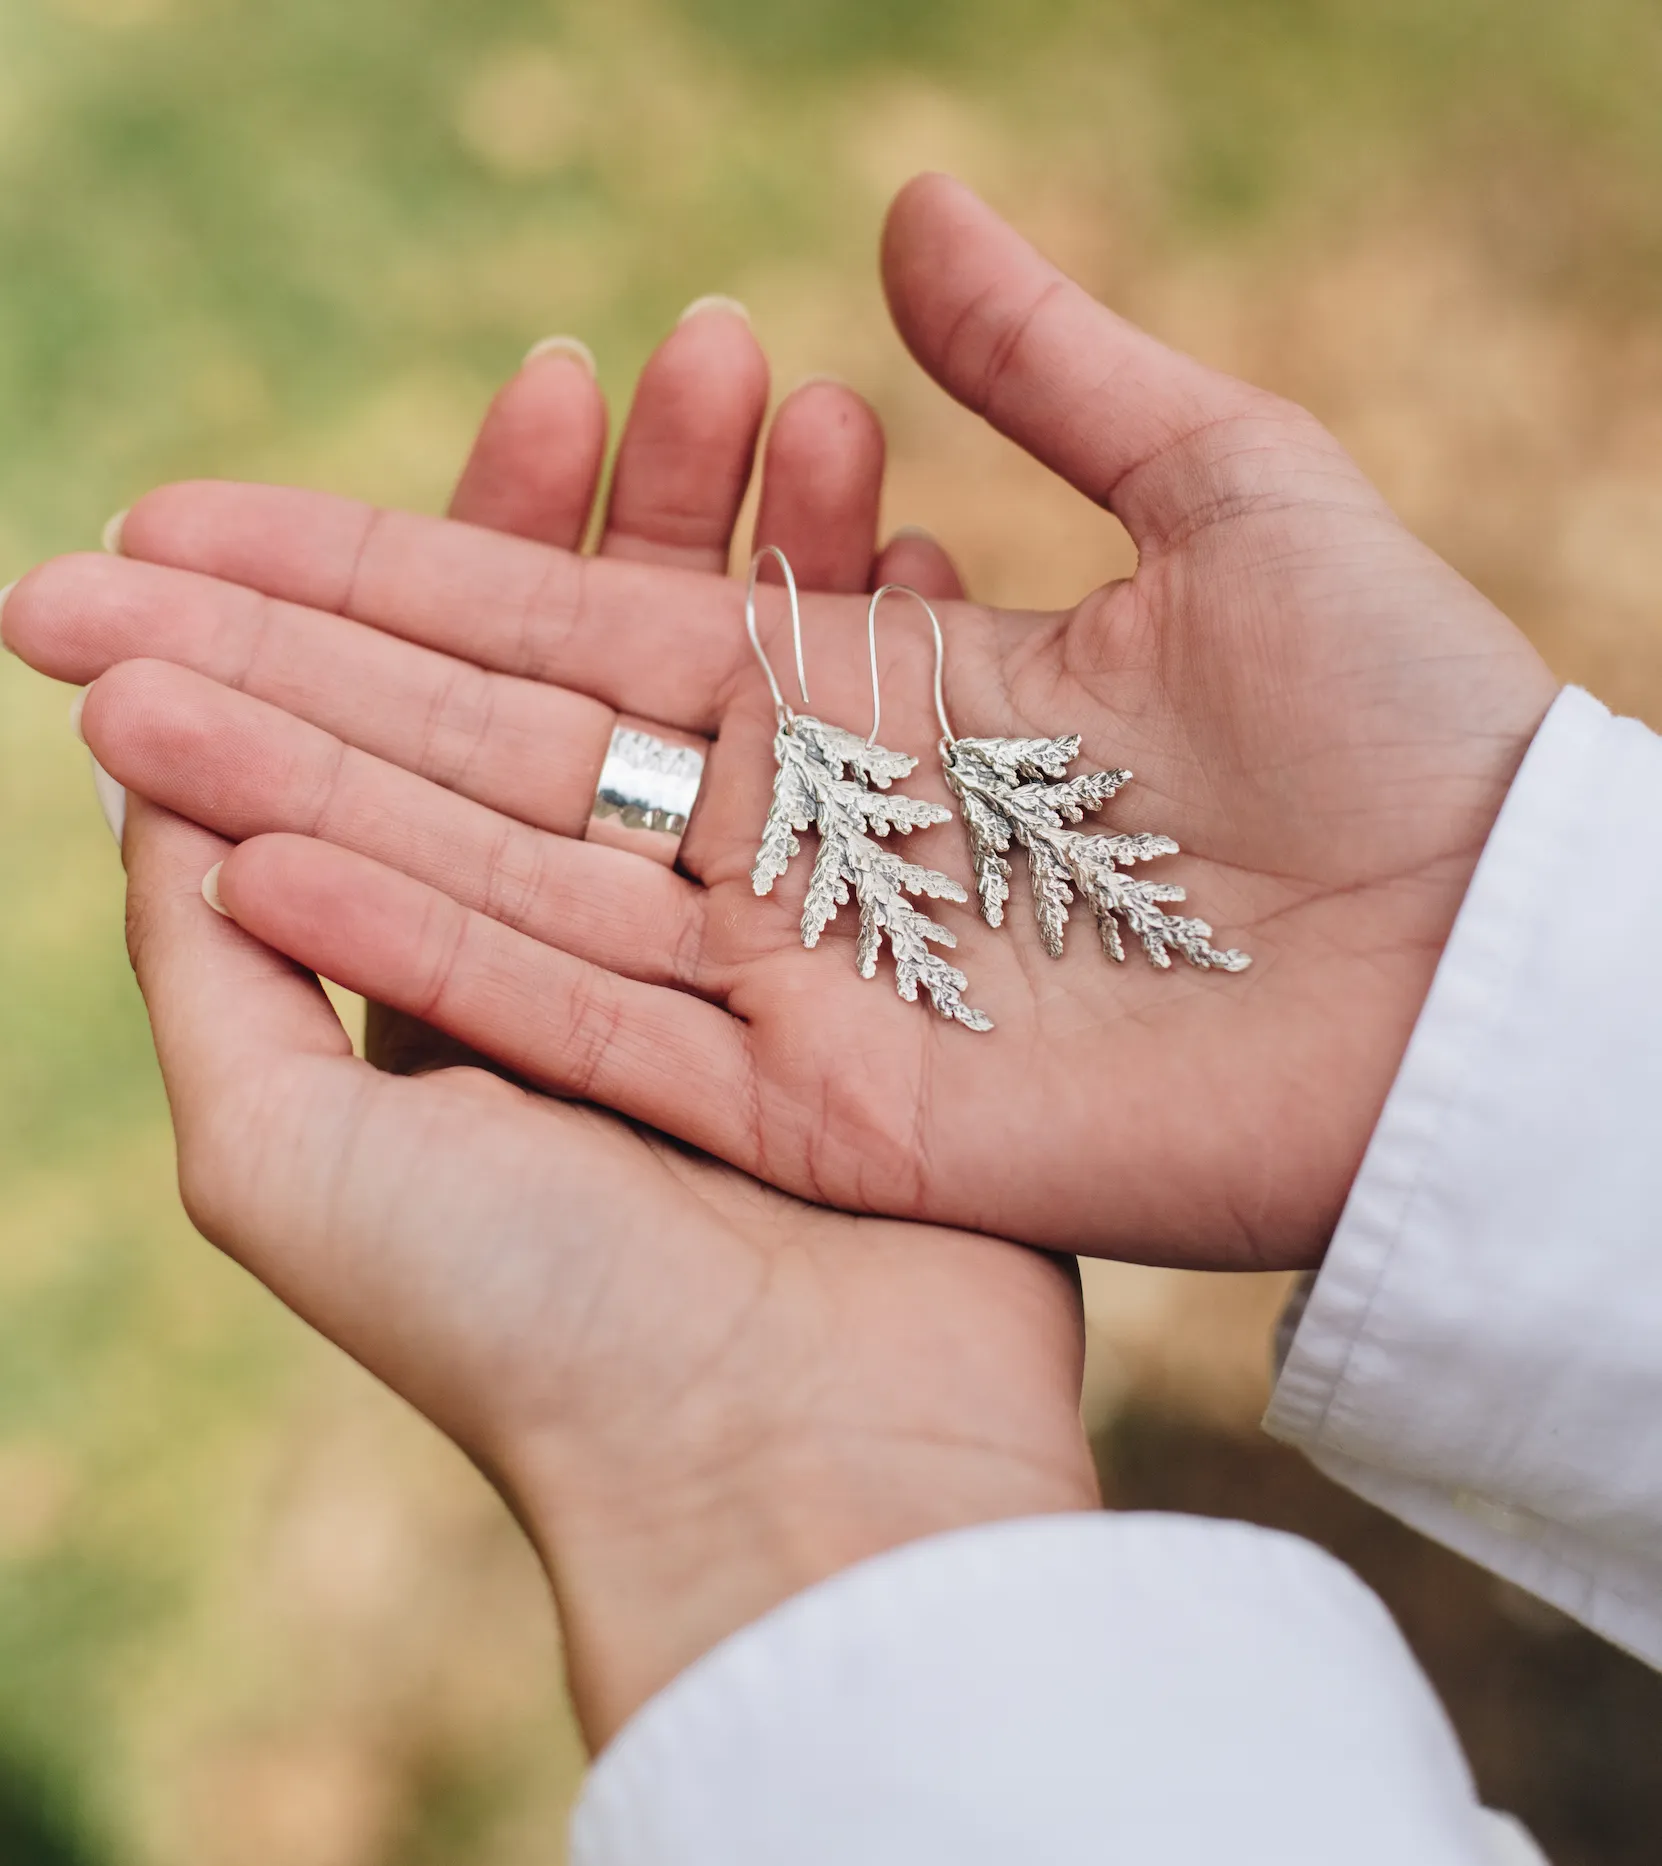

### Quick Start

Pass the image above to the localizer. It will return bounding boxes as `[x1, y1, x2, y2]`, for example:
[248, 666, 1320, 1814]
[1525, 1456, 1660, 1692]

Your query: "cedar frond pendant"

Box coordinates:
[942, 734, 1249, 973]
[753, 714, 993, 1031]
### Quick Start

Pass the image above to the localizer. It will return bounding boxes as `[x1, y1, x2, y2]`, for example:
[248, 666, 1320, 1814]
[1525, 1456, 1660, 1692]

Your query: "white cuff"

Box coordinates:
[573, 1513, 1494, 1866]
[1267, 686, 1662, 1665]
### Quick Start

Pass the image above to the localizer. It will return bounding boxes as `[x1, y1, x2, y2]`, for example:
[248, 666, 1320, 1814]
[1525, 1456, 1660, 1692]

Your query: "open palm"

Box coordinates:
[6, 301, 1096, 1745]
[8, 175, 1559, 1270]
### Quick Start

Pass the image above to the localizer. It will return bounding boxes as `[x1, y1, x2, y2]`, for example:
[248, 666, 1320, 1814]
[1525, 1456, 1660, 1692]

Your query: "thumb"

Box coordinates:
[881, 173, 1371, 550]
[120, 794, 361, 1253]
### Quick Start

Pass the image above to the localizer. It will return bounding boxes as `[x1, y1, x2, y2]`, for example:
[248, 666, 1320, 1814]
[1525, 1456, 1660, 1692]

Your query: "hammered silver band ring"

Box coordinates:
[584, 716, 708, 867]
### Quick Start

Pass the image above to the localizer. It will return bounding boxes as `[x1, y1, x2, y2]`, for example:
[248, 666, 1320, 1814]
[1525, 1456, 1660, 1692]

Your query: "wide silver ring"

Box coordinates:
[584, 716, 708, 867]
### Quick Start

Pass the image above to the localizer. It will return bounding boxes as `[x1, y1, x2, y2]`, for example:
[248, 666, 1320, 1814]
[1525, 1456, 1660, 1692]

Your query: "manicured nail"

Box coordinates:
[522, 334, 597, 376]
[101, 509, 128, 555]
[69, 688, 88, 741]
[201, 862, 231, 917]
[677, 294, 750, 327]
[90, 759, 127, 846]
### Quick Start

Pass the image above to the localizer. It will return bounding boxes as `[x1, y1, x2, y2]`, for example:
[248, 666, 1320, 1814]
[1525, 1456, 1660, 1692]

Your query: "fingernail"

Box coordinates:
[787, 373, 850, 395]
[101, 509, 128, 555]
[0, 579, 17, 644]
[677, 294, 750, 327]
[69, 687, 88, 741]
[890, 524, 938, 543]
[522, 334, 597, 376]
[90, 758, 127, 846]
[201, 862, 231, 917]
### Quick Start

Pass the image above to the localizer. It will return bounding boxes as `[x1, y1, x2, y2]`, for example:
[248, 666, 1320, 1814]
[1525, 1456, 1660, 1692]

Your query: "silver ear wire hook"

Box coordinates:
[865, 583, 956, 750]
[749, 573, 993, 1028]
[746, 546, 809, 720]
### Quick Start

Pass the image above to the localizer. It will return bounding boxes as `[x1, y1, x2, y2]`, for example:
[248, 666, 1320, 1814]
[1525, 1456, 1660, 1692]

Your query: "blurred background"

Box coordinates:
[3, 0, 1662, 1860]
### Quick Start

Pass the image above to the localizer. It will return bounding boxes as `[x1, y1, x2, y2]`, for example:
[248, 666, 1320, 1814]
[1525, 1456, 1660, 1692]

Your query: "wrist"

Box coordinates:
[519, 1428, 1101, 1747]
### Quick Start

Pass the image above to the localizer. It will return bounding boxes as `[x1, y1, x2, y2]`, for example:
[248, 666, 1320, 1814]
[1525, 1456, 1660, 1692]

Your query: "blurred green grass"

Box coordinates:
[3, 1, 1662, 1860]
[6, 0, 1662, 560]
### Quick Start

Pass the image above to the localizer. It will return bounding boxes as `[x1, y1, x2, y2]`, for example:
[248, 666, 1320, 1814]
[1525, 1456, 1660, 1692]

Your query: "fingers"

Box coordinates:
[871, 526, 967, 602]
[83, 660, 721, 994]
[426, 336, 608, 1081]
[119, 794, 361, 1243]
[11, 552, 624, 831]
[748, 374, 970, 601]
[752, 380, 885, 592]
[123, 795, 353, 1092]
[109, 484, 748, 731]
[448, 342, 608, 546]
[214, 833, 760, 1163]
[881, 174, 1371, 551]
[599, 301, 769, 570]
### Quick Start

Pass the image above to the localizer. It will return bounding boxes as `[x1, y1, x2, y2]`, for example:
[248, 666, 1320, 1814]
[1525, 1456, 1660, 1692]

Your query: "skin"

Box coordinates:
[5, 176, 1560, 1273]
[8, 290, 1097, 1749]
[0, 167, 1570, 1748]
[371, 304, 964, 1079]
[115, 796, 1094, 1747]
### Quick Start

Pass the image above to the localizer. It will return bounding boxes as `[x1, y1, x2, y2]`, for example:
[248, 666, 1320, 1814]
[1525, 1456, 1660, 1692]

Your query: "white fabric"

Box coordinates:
[1266, 686, 1662, 1669]
[1480, 1812, 1553, 1866]
[573, 1513, 1503, 1865]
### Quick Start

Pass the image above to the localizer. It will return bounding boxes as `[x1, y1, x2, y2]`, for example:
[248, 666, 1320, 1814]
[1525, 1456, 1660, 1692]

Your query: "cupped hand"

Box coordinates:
[117, 794, 1093, 1748]
[5, 177, 1560, 1271]
[16, 306, 1094, 1748]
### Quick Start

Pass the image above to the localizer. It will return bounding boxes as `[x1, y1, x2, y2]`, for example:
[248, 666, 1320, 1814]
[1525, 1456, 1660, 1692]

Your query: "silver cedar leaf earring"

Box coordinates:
[746, 550, 992, 1032]
[868, 584, 1250, 974]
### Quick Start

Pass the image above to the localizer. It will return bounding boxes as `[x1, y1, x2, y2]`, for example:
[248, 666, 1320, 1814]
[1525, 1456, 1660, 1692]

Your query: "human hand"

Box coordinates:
[17, 304, 1091, 1745]
[112, 789, 1093, 1748]
[4, 178, 1560, 1271]
[366, 305, 965, 1077]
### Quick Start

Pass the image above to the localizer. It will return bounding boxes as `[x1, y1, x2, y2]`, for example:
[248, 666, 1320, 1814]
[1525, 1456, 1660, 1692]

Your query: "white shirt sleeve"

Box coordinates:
[1266, 686, 1662, 1668]
[571, 698, 1651, 1866]
[572, 1512, 1509, 1866]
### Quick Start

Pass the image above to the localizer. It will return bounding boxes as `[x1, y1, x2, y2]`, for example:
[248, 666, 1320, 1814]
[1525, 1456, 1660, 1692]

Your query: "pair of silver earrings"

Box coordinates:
[745, 548, 1249, 1035]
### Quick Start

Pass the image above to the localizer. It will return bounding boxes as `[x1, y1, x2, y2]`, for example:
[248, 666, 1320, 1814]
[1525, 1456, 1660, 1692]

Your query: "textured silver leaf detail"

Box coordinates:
[943, 735, 1250, 973]
[753, 720, 993, 1031]
[957, 787, 1015, 926]
[751, 747, 816, 896]
[791, 715, 918, 789]
[952, 734, 1082, 784]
